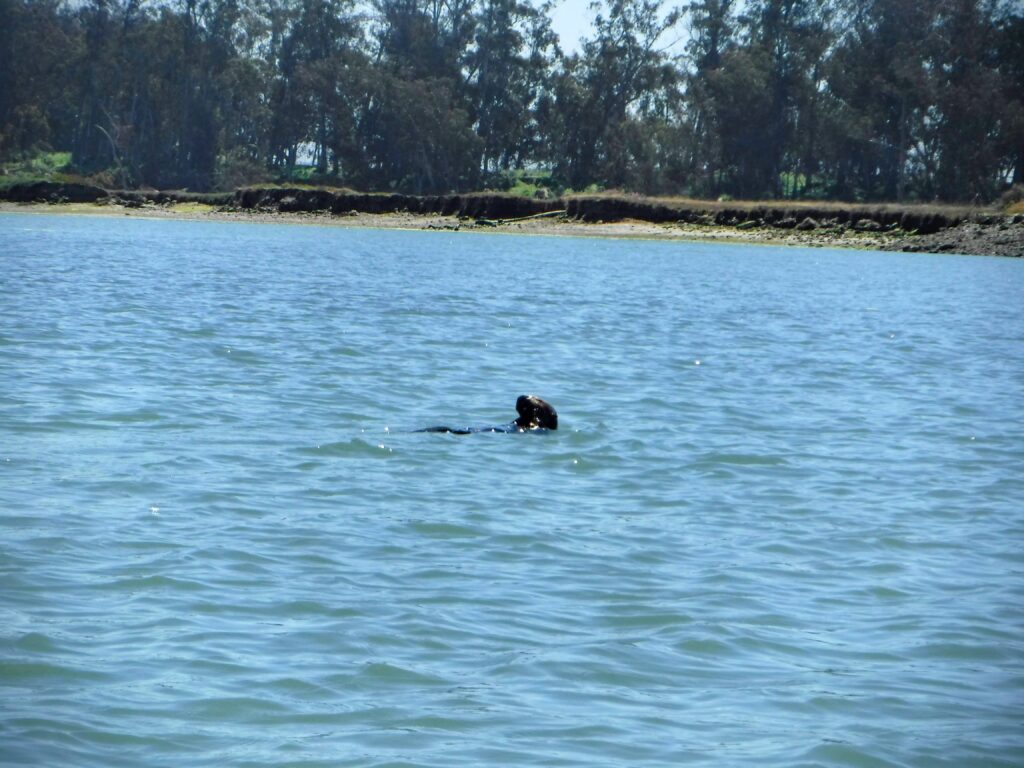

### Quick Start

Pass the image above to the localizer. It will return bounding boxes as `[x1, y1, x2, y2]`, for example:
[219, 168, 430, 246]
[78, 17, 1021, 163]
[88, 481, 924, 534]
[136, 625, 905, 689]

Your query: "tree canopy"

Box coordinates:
[1, 0, 1021, 201]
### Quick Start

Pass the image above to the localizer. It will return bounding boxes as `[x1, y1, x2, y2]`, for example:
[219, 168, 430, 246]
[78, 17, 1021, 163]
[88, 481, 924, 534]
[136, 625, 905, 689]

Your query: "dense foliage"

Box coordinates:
[1, 0, 1021, 200]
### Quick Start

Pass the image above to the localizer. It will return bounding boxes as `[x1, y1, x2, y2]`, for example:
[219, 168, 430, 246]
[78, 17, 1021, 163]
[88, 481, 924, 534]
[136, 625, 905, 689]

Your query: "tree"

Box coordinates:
[823, 0, 938, 200]
[930, 0, 1011, 200]
[733, 0, 833, 197]
[269, 0, 364, 173]
[679, 0, 735, 194]
[544, 0, 681, 189]
[0, 0, 78, 158]
[995, 4, 1024, 187]
[467, 0, 557, 175]
[355, 0, 481, 192]
[2, 0, 1018, 200]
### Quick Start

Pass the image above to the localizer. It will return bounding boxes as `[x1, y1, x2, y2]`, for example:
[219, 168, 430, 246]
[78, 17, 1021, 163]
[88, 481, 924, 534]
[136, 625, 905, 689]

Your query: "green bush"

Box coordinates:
[0, 151, 73, 187]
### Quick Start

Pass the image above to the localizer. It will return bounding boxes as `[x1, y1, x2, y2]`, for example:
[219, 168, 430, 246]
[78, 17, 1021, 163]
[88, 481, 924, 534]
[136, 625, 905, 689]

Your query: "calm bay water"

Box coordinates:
[1, 212, 1022, 767]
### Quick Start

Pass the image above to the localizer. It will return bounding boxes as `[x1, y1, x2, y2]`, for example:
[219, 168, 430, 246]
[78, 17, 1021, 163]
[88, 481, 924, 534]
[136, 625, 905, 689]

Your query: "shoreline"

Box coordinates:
[2, 199, 1021, 256]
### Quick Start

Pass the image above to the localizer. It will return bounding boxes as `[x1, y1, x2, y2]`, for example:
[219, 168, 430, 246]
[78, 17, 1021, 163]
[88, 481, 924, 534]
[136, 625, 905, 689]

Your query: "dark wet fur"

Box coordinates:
[417, 395, 557, 435]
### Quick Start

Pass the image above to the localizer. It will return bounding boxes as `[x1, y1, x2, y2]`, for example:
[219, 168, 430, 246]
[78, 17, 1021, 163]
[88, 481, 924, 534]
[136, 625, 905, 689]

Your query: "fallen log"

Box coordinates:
[476, 209, 567, 226]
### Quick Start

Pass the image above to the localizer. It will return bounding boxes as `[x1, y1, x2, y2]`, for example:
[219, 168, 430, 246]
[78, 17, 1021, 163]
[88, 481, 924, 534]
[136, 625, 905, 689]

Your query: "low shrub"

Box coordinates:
[999, 185, 1024, 212]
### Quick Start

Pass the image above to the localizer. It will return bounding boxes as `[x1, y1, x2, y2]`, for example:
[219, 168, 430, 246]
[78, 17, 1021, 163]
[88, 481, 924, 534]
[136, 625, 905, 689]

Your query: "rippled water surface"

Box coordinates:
[2, 212, 1023, 767]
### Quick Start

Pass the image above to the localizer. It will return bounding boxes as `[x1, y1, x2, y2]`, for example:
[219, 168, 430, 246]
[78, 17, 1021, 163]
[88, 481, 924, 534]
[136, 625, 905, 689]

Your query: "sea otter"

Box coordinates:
[417, 394, 558, 434]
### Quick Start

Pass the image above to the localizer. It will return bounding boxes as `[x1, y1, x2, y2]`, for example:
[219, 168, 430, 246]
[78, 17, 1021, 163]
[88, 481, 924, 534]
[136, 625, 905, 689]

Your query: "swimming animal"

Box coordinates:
[417, 394, 558, 434]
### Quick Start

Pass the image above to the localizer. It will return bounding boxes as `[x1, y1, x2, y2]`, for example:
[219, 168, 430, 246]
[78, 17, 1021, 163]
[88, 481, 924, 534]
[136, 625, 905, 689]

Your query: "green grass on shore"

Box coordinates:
[0, 152, 76, 187]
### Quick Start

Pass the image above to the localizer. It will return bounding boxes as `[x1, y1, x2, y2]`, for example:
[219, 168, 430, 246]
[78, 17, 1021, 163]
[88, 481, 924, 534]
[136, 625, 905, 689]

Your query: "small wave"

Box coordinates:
[10, 419, 116, 434]
[263, 676, 335, 699]
[102, 574, 207, 593]
[296, 438, 394, 458]
[358, 662, 449, 687]
[211, 345, 268, 365]
[674, 637, 736, 658]
[910, 641, 1009, 662]
[188, 696, 290, 719]
[600, 611, 694, 631]
[100, 408, 164, 424]
[694, 452, 790, 466]
[801, 741, 903, 768]
[327, 344, 363, 357]
[276, 599, 334, 617]
[10, 632, 64, 653]
[407, 521, 481, 539]
[0, 660, 113, 684]
[393, 713, 477, 732]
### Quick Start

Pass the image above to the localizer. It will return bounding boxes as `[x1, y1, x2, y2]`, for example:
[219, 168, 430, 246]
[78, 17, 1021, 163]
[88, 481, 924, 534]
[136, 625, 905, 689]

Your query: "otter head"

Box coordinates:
[515, 394, 558, 430]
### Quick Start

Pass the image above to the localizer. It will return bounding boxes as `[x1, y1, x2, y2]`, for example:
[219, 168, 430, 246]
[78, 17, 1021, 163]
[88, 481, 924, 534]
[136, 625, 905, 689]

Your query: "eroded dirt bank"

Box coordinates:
[2, 181, 1021, 256]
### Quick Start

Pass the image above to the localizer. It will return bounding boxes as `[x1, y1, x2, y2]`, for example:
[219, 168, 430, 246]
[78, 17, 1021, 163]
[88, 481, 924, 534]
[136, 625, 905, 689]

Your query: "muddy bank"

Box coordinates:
[232, 186, 989, 233]
[562, 195, 987, 235]
[232, 186, 565, 220]
[0, 180, 232, 207]
[228, 187, 1021, 256]
[1, 180, 110, 203]
[2, 182, 1021, 256]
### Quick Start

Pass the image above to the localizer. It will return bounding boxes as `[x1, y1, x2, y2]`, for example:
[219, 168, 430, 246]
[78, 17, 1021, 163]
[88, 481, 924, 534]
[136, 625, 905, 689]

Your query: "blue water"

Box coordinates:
[1, 212, 1022, 768]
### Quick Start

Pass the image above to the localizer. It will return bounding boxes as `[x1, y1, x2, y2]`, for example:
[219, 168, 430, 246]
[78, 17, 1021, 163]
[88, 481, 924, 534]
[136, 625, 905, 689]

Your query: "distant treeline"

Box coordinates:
[2, 0, 1022, 201]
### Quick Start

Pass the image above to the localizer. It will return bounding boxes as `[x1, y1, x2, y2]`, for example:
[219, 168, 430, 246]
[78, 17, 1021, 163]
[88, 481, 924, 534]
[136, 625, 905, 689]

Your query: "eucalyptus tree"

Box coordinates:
[468, 0, 558, 175]
[0, 0, 78, 158]
[355, 0, 481, 192]
[928, 0, 1013, 200]
[70, 0, 121, 176]
[723, 0, 833, 197]
[172, 0, 240, 187]
[995, 4, 1024, 187]
[823, 0, 938, 200]
[371, 0, 475, 79]
[680, 0, 737, 195]
[545, 0, 681, 189]
[268, 0, 365, 172]
[211, 0, 278, 184]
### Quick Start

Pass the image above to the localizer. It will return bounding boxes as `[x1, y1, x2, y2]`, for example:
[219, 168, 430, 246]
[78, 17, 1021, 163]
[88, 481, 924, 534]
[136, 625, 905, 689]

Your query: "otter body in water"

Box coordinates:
[418, 395, 558, 434]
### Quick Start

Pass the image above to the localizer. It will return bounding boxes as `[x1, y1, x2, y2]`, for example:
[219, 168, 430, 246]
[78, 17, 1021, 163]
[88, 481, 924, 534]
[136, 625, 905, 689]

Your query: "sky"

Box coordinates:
[546, 0, 689, 56]
[548, 0, 596, 52]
